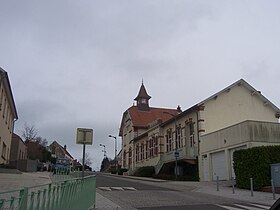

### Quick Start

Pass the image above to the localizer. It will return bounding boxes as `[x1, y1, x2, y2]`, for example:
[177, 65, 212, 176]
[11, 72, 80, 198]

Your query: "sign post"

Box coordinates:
[76, 128, 93, 178]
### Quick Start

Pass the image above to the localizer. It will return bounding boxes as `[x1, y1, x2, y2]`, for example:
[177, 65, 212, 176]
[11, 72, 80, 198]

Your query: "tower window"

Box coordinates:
[141, 98, 147, 104]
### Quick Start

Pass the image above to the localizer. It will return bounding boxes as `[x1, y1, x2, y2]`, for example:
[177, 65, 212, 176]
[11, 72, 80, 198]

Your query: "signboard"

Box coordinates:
[76, 128, 93, 145]
[174, 151, 179, 158]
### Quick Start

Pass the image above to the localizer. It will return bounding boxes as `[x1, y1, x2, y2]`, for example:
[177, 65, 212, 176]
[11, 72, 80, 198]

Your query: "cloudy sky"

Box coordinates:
[1, 1, 279, 170]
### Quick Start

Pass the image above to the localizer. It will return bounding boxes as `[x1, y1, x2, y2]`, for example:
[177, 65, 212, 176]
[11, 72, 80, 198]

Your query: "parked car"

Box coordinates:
[270, 198, 280, 210]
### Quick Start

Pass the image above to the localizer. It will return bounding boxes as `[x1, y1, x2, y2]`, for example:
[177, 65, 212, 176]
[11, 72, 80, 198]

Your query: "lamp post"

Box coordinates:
[163, 111, 178, 179]
[108, 135, 117, 170]
[99, 144, 106, 158]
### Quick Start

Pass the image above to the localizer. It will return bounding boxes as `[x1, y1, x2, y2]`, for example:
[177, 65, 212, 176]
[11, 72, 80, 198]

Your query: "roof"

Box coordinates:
[50, 141, 74, 159]
[198, 79, 280, 114]
[134, 83, 151, 100]
[128, 106, 178, 128]
[0, 67, 18, 119]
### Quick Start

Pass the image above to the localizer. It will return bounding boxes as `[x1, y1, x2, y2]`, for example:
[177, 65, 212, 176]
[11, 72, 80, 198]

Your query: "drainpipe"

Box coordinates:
[12, 118, 18, 134]
[196, 110, 200, 156]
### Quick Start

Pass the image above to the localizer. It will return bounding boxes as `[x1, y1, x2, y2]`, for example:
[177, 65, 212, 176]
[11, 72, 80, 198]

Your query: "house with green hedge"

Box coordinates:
[119, 79, 280, 181]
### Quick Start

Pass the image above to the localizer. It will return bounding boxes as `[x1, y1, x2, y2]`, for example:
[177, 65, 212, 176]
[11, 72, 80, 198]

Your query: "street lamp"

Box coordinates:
[99, 144, 106, 158]
[108, 135, 117, 169]
[163, 111, 178, 179]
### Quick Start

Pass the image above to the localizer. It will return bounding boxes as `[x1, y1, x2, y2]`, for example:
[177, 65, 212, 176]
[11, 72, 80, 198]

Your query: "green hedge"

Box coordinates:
[134, 166, 155, 177]
[117, 168, 128, 175]
[233, 145, 280, 190]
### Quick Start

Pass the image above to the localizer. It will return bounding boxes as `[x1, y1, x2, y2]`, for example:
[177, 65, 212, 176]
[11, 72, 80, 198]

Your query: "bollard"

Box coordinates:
[250, 178, 254, 197]
[216, 176, 219, 191]
[232, 177, 235, 194]
[271, 179, 276, 200]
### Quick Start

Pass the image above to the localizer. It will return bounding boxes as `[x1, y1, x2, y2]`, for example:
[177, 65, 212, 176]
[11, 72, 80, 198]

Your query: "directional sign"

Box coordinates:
[76, 128, 93, 145]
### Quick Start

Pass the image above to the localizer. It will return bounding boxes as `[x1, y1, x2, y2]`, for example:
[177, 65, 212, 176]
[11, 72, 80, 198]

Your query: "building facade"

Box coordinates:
[119, 79, 280, 180]
[10, 133, 27, 162]
[198, 79, 280, 181]
[0, 68, 18, 165]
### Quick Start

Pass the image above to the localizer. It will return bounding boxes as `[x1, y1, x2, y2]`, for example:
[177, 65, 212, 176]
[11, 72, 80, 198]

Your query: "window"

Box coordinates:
[149, 138, 154, 157]
[3, 98, 6, 118]
[189, 123, 195, 147]
[2, 142, 6, 160]
[176, 126, 183, 149]
[128, 147, 132, 166]
[154, 136, 158, 156]
[136, 144, 139, 162]
[166, 129, 173, 152]
[141, 98, 147, 104]
[141, 143, 144, 160]
[145, 141, 149, 159]
[0, 88, 3, 111]
[123, 150, 126, 167]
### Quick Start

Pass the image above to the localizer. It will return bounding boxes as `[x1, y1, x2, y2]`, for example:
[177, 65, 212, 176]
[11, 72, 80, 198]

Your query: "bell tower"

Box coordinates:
[134, 81, 151, 111]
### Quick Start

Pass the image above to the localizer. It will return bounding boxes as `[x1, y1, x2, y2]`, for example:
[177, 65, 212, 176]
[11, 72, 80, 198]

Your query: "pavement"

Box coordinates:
[0, 170, 279, 209]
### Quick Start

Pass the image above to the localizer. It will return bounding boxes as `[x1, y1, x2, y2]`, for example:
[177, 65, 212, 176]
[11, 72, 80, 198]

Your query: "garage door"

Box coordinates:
[212, 151, 226, 180]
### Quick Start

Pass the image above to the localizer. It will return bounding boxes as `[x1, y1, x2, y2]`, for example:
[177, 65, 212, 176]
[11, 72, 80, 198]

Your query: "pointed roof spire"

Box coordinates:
[134, 82, 151, 101]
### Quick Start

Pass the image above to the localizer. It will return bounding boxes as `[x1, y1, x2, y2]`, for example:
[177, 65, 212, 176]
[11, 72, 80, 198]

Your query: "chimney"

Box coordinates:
[64, 145, 67, 150]
[177, 105, 182, 114]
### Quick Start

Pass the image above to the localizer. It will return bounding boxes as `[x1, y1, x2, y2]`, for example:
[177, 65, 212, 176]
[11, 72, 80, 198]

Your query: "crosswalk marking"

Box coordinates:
[123, 187, 137, 191]
[110, 187, 125, 191]
[98, 187, 137, 191]
[250, 203, 270, 209]
[216, 204, 243, 210]
[234, 204, 264, 210]
[98, 187, 111, 191]
[216, 203, 270, 210]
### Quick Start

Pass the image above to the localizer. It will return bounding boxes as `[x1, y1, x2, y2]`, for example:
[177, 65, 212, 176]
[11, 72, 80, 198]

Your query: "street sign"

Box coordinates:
[76, 128, 93, 145]
[174, 151, 179, 158]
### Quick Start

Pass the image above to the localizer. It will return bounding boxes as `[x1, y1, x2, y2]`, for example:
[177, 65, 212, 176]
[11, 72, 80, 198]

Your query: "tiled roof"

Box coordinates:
[128, 106, 178, 128]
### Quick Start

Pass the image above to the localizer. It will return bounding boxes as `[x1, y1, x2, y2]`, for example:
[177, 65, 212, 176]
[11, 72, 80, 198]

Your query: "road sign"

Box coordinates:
[76, 128, 93, 145]
[174, 151, 179, 158]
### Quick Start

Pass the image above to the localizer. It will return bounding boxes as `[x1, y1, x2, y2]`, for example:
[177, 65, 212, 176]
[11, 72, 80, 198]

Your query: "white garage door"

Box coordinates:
[212, 151, 226, 180]
[203, 155, 209, 181]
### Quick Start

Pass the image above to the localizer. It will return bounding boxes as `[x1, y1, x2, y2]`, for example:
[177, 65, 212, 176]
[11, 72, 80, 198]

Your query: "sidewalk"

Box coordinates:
[172, 180, 280, 206]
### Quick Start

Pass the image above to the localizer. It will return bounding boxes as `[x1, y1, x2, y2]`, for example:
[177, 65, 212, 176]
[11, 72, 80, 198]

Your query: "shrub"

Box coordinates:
[234, 145, 280, 190]
[134, 166, 155, 177]
[117, 168, 128, 175]
[111, 168, 117, 174]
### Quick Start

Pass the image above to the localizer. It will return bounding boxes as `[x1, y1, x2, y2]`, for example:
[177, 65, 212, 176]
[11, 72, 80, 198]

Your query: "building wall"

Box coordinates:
[120, 112, 134, 169]
[199, 121, 280, 181]
[200, 84, 278, 135]
[0, 76, 17, 165]
[10, 134, 27, 162]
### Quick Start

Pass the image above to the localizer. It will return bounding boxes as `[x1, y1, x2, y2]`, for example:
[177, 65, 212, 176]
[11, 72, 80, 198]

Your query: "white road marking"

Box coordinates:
[123, 187, 137, 191]
[98, 187, 111, 191]
[250, 203, 270, 209]
[235, 204, 265, 210]
[216, 204, 244, 210]
[110, 187, 125, 191]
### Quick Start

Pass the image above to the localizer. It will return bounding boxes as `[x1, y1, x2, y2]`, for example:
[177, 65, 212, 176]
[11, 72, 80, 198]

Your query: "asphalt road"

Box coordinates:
[96, 174, 270, 210]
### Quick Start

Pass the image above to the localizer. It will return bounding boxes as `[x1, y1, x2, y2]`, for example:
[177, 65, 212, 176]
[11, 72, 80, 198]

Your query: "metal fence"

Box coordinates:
[0, 175, 96, 210]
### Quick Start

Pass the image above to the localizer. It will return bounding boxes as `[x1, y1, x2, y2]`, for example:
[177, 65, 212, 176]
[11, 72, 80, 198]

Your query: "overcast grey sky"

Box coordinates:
[1, 1, 279, 170]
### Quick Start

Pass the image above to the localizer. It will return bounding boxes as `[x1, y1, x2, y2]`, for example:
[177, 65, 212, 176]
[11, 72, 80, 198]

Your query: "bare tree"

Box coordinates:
[21, 123, 38, 142]
[35, 136, 48, 147]
[79, 153, 93, 166]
